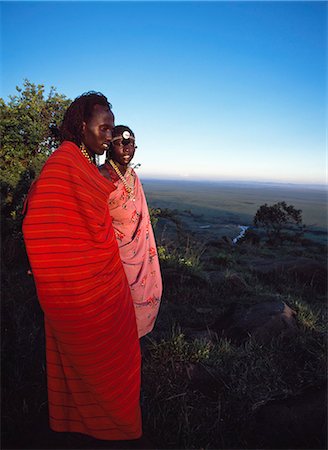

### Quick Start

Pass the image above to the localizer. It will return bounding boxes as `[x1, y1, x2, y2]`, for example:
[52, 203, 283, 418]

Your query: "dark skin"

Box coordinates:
[82, 105, 115, 158]
[99, 136, 136, 179]
[27, 105, 115, 276]
[26, 105, 114, 276]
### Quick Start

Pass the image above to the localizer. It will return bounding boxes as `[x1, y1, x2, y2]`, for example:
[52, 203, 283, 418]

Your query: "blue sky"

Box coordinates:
[1, 1, 327, 184]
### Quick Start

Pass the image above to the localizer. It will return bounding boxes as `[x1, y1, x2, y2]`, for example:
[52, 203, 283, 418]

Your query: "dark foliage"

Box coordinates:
[254, 201, 304, 242]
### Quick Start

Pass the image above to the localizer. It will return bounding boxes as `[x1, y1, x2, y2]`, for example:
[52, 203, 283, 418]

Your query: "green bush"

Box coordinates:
[1, 80, 70, 234]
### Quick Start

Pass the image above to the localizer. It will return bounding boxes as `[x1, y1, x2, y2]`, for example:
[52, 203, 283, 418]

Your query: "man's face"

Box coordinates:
[82, 105, 114, 155]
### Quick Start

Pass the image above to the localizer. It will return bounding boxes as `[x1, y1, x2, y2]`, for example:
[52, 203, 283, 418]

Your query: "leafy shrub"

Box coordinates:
[158, 242, 203, 272]
[1, 80, 70, 233]
[149, 207, 161, 229]
[254, 201, 304, 242]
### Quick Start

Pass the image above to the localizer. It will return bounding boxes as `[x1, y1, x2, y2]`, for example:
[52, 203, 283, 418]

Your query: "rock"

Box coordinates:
[212, 300, 298, 343]
[250, 385, 327, 449]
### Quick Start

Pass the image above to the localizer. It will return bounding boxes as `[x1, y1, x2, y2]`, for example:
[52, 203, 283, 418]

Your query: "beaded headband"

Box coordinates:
[111, 131, 135, 143]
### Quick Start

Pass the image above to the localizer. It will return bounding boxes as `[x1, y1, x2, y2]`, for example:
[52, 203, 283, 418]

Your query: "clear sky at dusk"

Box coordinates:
[1, 1, 327, 184]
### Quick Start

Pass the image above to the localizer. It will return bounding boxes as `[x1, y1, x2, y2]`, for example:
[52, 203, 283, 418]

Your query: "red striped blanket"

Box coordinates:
[23, 141, 142, 440]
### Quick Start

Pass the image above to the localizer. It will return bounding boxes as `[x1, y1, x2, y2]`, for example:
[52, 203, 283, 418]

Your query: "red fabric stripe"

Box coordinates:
[23, 141, 142, 440]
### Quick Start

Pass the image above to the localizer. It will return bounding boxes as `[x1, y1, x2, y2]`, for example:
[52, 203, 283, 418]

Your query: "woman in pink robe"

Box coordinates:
[99, 125, 162, 338]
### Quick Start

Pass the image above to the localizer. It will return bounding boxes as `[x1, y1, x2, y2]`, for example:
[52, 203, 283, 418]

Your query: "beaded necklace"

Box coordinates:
[80, 144, 94, 164]
[109, 159, 134, 197]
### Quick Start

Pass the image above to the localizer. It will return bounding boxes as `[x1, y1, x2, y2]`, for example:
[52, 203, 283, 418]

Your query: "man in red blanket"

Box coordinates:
[23, 92, 142, 442]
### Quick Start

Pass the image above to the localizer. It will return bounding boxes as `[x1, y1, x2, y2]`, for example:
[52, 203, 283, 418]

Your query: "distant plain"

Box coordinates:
[142, 179, 327, 243]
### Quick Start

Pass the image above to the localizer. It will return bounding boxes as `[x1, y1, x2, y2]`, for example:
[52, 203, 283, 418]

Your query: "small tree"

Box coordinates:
[1, 80, 71, 239]
[1, 79, 70, 190]
[253, 201, 303, 242]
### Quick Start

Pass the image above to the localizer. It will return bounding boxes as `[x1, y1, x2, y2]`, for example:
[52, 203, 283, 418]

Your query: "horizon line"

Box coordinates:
[139, 176, 327, 189]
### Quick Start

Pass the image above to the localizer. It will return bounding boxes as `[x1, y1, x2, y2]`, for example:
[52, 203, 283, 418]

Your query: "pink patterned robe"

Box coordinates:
[104, 164, 162, 338]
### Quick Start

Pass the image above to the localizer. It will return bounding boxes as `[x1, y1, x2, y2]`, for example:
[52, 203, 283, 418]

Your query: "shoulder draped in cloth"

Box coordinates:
[105, 164, 162, 338]
[23, 141, 142, 441]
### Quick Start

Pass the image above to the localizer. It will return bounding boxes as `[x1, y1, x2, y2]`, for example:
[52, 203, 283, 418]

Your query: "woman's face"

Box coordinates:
[82, 105, 114, 155]
[111, 135, 136, 167]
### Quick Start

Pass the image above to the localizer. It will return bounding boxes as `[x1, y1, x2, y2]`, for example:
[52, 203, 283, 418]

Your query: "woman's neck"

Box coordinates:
[108, 159, 128, 176]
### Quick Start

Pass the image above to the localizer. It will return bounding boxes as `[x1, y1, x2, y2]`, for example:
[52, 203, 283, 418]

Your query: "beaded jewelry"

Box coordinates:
[109, 159, 135, 198]
[80, 143, 93, 164]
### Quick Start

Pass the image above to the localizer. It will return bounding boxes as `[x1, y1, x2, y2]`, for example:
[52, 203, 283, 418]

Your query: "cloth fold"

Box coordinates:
[23, 141, 142, 441]
[105, 164, 162, 338]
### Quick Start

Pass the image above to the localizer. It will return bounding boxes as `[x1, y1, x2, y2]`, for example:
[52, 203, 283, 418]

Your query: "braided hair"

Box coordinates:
[60, 91, 112, 147]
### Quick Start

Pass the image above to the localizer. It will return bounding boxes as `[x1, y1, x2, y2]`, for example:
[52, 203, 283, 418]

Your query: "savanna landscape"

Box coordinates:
[3, 178, 327, 450]
[2, 82, 327, 450]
